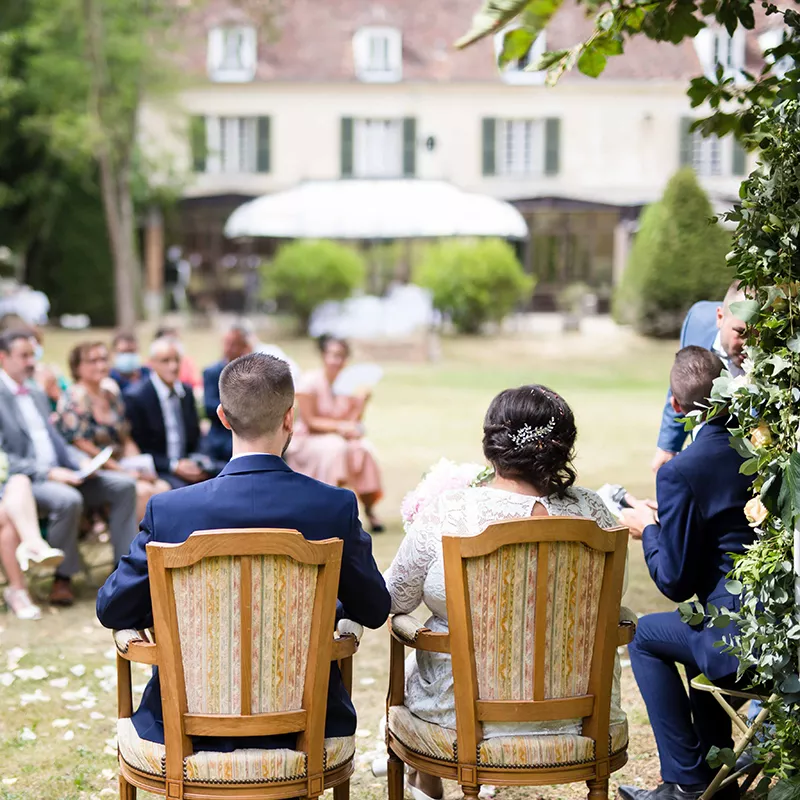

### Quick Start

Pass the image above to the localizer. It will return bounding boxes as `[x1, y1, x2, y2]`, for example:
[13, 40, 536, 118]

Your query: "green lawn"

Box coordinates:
[0, 323, 680, 800]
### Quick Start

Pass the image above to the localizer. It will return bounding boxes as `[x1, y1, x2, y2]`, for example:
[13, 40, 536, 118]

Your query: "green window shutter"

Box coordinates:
[679, 117, 694, 168]
[403, 117, 416, 177]
[341, 117, 354, 178]
[731, 138, 746, 176]
[256, 116, 270, 173]
[544, 118, 560, 176]
[482, 118, 496, 176]
[190, 116, 206, 173]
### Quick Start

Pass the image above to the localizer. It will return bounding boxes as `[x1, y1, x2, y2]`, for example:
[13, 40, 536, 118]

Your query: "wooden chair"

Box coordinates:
[112, 528, 361, 800]
[386, 516, 633, 800]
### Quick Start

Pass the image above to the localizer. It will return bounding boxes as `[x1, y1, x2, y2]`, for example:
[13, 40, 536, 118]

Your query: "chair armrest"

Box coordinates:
[332, 619, 363, 661]
[113, 629, 158, 665]
[389, 614, 450, 653]
[617, 608, 637, 646]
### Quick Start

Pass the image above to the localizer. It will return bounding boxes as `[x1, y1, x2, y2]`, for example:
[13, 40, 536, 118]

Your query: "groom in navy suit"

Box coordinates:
[652, 282, 747, 472]
[619, 346, 755, 800]
[97, 352, 390, 751]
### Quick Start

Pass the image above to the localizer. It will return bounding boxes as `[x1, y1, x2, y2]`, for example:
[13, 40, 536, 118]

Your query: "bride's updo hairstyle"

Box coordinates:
[482, 385, 577, 497]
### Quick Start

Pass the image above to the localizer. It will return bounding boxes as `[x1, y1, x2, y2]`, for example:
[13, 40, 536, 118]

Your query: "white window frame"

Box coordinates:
[496, 119, 546, 177]
[203, 116, 259, 175]
[353, 118, 404, 178]
[353, 27, 402, 83]
[690, 130, 728, 177]
[693, 24, 746, 82]
[207, 25, 257, 83]
[494, 28, 547, 85]
[760, 27, 792, 78]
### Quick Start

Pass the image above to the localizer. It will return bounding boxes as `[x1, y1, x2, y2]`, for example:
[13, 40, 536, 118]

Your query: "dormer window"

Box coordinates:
[694, 25, 745, 81]
[494, 28, 547, 85]
[353, 27, 402, 83]
[208, 25, 257, 83]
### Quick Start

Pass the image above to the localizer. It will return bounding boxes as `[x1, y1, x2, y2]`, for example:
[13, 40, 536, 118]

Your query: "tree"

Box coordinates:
[458, 0, 799, 142]
[614, 168, 732, 337]
[414, 239, 534, 334]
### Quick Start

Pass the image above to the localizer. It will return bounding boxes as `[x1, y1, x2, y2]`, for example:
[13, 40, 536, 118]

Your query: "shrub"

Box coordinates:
[261, 240, 366, 332]
[613, 167, 732, 337]
[414, 239, 534, 334]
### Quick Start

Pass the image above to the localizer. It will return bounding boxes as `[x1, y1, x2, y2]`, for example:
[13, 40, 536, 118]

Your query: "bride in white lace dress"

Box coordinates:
[384, 385, 626, 800]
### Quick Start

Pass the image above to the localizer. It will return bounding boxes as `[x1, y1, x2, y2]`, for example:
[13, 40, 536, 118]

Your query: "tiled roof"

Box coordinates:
[175, 0, 769, 84]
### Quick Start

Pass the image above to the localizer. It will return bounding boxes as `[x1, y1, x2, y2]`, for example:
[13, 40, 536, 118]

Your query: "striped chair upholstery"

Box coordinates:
[466, 540, 605, 704]
[172, 554, 318, 716]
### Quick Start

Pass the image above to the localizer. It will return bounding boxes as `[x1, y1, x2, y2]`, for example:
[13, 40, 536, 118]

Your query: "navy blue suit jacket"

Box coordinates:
[643, 415, 755, 679]
[110, 365, 151, 394]
[96, 454, 390, 750]
[123, 378, 200, 475]
[657, 301, 719, 453]
[201, 360, 232, 462]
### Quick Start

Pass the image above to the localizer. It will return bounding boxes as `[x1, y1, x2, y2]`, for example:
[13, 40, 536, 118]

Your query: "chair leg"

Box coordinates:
[119, 773, 136, 799]
[387, 747, 404, 800]
[587, 777, 609, 800]
[333, 779, 350, 800]
[463, 788, 480, 799]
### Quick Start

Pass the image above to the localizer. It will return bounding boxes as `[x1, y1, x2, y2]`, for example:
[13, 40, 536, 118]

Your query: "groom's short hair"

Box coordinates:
[670, 346, 724, 413]
[219, 353, 294, 438]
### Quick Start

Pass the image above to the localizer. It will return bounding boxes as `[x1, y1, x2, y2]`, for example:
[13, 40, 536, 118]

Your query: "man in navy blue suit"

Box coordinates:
[97, 352, 390, 752]
[201, 323, 253, 464]
[652, 282, 747, 473]
[618, 346, 755, 800]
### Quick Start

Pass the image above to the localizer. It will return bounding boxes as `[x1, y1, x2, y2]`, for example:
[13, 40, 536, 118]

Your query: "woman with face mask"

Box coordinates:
[109, 332, 150, 392]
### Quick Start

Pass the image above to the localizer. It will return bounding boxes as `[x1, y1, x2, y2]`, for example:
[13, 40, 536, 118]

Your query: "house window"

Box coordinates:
[694, 25, 745, 80]
[196, 116, 270, 174]
[353, 27, 402, 82]
[691, 131, 723, 177]
[760, 27, 792, 78]
[494, 29, 547, 85]
[496, 120, 546, 176]
[208, 25, 257, 82]
[353, 119, 403, 177]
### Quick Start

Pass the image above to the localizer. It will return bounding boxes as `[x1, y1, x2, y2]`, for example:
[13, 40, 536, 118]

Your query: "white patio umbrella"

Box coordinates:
[224, 179, 529, 240]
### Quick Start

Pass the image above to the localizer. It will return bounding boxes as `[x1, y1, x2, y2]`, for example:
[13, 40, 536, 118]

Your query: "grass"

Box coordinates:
[0, 322, 682, 799]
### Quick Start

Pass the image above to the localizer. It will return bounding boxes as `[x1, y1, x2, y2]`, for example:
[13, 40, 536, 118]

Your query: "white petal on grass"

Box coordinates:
[6, 647, 26, 670]
[14, 665, 48, 681]
[19, 727, 37, 741]
[355, 729, 372, 738]
[105, 737, 117, 749]
[2, 778, 18, 786]
[49, 677, 69, 689]
[63, 730, 75, 741]
[100, 769, 115, 780]
[77, 723, 90, 730]
[70, 664, 86, 677]
[19, 689, 50, 705]
[103, 648, 116, 660]
[52, 718, 72, 728]
[132, 683, 146, 693]
[103, 746, 116, 756]
[359, 677, 376, 686]
[0, 672, 14, 687]
[100, 789, 116, 796]
[62, 686, 89, 701]
[90, 711, 106, 720]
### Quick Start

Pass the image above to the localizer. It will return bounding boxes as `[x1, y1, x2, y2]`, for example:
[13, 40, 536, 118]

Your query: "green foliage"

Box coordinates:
[613, 167, 732, 337]
[261, 240, 367, 332]
[414, 238, 534, 334]
[680, 100, 800, 785]
[460, 0, 800, 141]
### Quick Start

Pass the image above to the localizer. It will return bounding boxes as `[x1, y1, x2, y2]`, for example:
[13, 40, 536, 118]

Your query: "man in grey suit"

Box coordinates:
[0, 330, 138, 606]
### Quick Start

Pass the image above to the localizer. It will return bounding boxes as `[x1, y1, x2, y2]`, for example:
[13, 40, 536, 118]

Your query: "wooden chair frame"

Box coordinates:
[114, 528, 360, 800]
[386, 516, 632, 800]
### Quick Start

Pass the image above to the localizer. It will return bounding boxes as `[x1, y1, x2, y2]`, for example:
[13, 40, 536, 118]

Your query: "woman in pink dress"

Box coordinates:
[286, 336, 384, 532]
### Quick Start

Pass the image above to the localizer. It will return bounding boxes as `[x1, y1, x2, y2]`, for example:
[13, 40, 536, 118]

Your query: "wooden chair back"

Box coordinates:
[146, 529, 343, 787]
[442, 516, 627, 770]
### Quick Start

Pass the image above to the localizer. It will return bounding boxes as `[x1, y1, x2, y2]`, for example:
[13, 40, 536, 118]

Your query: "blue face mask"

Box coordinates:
[33, 344, 44, 362]
[114, 352, 141, 375]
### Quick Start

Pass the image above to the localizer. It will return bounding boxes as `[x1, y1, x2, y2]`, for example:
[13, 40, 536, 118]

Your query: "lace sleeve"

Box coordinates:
[384, 494, 448, 615]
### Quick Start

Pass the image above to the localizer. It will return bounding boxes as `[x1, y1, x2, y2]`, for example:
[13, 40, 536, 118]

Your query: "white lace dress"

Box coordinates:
[384, 485, 626, 737]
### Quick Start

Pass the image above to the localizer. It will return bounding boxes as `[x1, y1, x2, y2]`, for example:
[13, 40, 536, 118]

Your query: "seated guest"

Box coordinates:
[202, 322, 253, 463]
[57, 341, 171, 522]
[97, 352, 390, 752]
[28, 327, 69, 413]
[124, 337, 205, 489]
[154, 325, 201, 389]
[0, 469, 65, 620]
[618, 346, 755, 800]
[286, 335, 384, 532]
[109, 332, 150, 392]
[0, 330, 138, 606]
[384, 385, 625, 800]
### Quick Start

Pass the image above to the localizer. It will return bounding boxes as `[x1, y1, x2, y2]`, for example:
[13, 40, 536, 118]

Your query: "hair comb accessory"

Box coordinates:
[510, 417, 556, 448]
